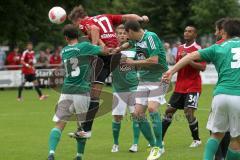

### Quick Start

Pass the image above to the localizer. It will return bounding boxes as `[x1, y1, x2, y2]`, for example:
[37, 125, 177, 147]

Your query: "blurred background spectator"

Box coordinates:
[49, 47, 62, 68]
[45, 47, 52, 62]
[0, 48, 6, 70]
[36, 50, 49, 69]
[164, 42, 175, 65]
[6, 46, 21, 70]
[171, 41, 181, 58]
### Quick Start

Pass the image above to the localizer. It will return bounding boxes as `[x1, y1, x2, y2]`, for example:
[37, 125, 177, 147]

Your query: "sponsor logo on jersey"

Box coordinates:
[63, 47, 81, 53]
[119, 64, 133, 72]
[136, 41, 147, 48]
[100, 33, 117, 39]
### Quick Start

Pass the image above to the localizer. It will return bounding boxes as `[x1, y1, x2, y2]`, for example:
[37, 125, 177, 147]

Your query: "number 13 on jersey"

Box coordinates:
[64, 58, 80, 77]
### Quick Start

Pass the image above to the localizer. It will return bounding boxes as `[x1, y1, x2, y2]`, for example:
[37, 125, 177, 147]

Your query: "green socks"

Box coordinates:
[76, 138, 87, 159]
[112, 121, 121, 145]
[132, 119, 140, 144]
[112, 119, 140, 146]
[203, 138, 220, 160]
[150, 112, 163, 148]
[226, 147, 240, 160]
[137, 116, 155, 147]
[48, 128, 62, 154]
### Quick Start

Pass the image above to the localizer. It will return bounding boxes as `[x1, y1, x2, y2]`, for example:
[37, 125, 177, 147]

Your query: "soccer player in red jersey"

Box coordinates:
[162, 26, 206, 147]
[17, 42, 47, 101]
[68, 5, 148, 137]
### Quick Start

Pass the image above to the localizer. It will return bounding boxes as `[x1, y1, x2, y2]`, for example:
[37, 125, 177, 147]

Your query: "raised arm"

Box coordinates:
[89, 25, 100, 45]
[125, 56, 158, 66]
[163, 51, 201, 83]
[122, 14, 149, 23]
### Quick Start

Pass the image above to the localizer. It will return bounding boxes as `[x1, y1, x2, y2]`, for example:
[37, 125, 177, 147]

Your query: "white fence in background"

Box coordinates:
[0, 70, 22, 87]
[0, 69, 64, 88]
[200, 65, 218, 84]
[0, 64, 218, 88]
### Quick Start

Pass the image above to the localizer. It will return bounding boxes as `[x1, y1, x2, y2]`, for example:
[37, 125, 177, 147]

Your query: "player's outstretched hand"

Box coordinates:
[162, 70, 172, 84]
[142, 15, 149, 23]
[102, 46, 113, 55]
[109, 47, 121, 55]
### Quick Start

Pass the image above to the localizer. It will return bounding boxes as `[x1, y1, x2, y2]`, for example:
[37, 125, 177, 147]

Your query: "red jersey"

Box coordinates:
[49, 54, 61, 65]
[174, 42, 206, 93]
[21, 49, 35, 75]
[6, 51, 21, 70]
[79, 14, 123, 48]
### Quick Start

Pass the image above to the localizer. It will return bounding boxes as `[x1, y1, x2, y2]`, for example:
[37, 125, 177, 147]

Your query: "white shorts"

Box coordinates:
[207, 94, 240, 138]
[135, 81, 166, 106]
[112, 91, 136, 115]
[53, 93, 90, 122]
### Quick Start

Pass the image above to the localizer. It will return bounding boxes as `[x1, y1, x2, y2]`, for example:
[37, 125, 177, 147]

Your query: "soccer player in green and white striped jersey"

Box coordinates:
[116, 20, 168, 160]
[163, 18, 240, 160]
[110, 25, 140, 153]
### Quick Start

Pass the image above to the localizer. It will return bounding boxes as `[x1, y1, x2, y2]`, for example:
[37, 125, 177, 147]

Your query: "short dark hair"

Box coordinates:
[68, 5, 87, 22]
[186, 25, 197, 33]
[223, 18, 240, 38]
[124, 20, 142, 32]
[63, 24, 79, 39]
[215, 18, 227, 30]
[26, 42, 33, 46]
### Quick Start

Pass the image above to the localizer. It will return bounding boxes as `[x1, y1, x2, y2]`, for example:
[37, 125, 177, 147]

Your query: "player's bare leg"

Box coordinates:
[47, 121, 66, 160]
[184, 107, 201, 147]
[162, 106, 177, 140]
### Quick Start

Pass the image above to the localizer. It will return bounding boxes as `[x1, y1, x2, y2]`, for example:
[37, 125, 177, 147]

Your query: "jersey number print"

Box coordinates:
[93, 16, 113, 33]
[64, 58, 80, 77]
[231, 48, 240, 69]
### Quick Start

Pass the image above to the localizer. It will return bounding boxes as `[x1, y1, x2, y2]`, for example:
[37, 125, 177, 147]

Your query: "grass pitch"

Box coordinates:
[0, 85, 214, 160]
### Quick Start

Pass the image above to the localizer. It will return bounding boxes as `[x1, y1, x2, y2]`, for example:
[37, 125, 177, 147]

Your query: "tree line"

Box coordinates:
[0, 0, 239, 49]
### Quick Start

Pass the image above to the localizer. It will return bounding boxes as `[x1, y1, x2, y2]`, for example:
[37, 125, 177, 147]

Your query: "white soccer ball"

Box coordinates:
[48, 6, 66, 24]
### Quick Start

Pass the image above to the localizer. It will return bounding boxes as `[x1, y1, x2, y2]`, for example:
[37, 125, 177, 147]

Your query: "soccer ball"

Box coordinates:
[48, 6, 66, 24]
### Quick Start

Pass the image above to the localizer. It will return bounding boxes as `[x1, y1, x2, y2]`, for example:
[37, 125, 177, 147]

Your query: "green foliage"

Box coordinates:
[191, 0, 240, 34]
[0, 0, 85, 48]
[125, 0, 194, 40]
[34, 42, 54, 52]
[0, 0, 239, 46]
